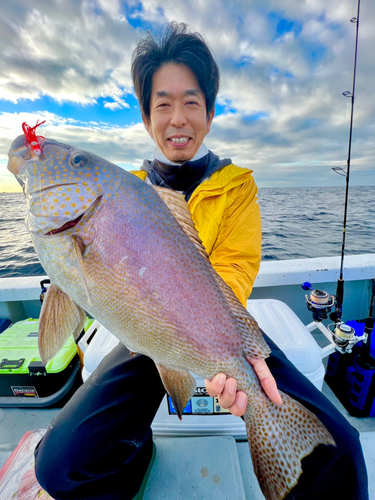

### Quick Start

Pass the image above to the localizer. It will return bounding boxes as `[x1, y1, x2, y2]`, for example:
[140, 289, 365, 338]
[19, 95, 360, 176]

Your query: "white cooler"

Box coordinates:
[79, 299, 325, 439]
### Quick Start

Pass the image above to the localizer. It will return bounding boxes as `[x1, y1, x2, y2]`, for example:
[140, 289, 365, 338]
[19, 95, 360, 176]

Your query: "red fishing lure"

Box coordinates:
[22, 120, 46, 156]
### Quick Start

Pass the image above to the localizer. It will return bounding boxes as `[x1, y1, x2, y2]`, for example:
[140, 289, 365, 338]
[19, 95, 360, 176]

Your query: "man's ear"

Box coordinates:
[205, 108, 215, 135]
[142, 113, 153, 138]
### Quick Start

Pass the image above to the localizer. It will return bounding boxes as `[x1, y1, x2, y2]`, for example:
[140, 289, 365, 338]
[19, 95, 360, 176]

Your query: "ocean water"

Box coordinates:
[0, 186, 374, 278]
[260, 186, 375, 261]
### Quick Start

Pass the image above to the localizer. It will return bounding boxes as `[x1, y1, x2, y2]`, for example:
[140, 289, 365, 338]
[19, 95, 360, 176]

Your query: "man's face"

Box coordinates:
[143, 63, 214, 163]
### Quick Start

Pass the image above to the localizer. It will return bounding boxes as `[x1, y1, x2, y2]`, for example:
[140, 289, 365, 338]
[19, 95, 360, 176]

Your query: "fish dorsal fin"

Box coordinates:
[152, 185, 209, 261]
[152, 185, 270, 359]
[211, 272, 271, 359]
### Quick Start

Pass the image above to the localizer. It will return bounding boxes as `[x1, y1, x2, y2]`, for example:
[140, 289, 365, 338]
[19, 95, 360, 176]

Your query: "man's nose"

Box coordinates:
[170, 103, 187, 127]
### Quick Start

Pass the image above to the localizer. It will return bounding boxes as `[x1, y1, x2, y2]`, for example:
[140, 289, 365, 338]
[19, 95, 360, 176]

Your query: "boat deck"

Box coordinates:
[1, 380, 374, 500]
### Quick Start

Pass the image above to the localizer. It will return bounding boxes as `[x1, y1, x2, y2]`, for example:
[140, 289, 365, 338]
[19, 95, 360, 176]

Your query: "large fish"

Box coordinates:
[8, 129, 335, 500]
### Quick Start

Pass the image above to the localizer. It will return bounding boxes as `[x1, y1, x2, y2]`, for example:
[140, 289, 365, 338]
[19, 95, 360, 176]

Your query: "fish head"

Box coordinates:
[7, 134, 122, 236]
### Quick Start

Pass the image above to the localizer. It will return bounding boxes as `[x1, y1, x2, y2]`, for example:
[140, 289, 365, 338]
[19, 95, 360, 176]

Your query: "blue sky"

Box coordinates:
[1, 0, 374, 192]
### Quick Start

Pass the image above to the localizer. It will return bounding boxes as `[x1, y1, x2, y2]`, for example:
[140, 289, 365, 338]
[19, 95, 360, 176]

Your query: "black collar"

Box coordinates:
[142, 151, 232, 201]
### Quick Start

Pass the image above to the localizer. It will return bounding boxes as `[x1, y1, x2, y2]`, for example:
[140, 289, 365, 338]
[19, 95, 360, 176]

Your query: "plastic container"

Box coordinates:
[0, 318, 92, 407]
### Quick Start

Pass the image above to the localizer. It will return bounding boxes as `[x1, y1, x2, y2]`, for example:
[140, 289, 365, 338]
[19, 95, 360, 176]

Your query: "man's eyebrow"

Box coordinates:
[184, 89, 200, 96]
[154, 89, 201, 98]
[155, 91, 170, 98]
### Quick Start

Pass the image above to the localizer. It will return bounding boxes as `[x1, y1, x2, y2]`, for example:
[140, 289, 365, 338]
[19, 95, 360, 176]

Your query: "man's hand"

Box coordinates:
[205, 357, 282, 417]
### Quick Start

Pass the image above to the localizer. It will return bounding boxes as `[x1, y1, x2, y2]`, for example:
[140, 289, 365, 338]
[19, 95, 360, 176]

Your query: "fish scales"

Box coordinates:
[7, 135, 335, 500]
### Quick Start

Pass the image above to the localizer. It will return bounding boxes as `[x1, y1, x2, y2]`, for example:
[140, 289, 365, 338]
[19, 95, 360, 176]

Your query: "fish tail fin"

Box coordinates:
[244, 390, 335, 500]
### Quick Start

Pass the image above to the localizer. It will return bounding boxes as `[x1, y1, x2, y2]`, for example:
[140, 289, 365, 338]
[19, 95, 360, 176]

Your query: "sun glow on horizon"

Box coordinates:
[0, 170, 23, 193]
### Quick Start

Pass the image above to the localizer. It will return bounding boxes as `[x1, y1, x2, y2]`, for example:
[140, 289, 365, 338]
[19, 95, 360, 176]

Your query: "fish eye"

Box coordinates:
[70, 152, 88, 169]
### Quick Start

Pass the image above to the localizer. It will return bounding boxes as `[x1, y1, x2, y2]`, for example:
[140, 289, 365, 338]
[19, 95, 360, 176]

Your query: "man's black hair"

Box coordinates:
[131, 21, 219, 121]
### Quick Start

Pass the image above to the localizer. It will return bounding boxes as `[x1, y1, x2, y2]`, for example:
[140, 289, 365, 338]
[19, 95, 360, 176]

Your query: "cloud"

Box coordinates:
[206, 107, 372, 187]
[1, 0, 138, 105]
[0, 0, 374, 188]
[103, 99, 130, 110]
[133, 0, 375, 188]
[0, 111, 154, 167]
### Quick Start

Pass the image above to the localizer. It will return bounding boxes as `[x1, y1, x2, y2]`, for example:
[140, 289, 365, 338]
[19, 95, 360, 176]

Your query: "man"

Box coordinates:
[35, 22, 368, 500]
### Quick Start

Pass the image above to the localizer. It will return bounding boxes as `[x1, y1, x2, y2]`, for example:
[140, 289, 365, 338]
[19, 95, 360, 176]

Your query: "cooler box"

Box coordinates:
[0, 318, 93, 407]
[80, 299, 326, 439]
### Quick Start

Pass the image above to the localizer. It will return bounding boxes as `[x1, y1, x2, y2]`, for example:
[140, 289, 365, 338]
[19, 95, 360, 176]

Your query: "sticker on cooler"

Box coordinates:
[11, 386, 39, 397]
[168, 398, 192, 415]
[192, 395, 213, 414]
[167, 387, 231, 415]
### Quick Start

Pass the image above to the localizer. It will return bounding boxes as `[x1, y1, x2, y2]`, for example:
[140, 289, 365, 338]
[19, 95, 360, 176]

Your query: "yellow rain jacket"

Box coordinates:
[130, 165, 261, 307]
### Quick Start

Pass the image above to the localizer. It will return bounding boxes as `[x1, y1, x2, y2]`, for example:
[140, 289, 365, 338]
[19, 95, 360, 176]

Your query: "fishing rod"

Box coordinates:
[303, 0, 361, 323]
[304, 1, 375, 415]
[302, 0, 368, 353]
[330, 0, 361, 323]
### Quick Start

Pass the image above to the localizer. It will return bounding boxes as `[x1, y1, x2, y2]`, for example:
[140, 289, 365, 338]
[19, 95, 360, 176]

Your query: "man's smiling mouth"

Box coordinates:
[168, 136, 191, 145]
[170, 137, 189, 144]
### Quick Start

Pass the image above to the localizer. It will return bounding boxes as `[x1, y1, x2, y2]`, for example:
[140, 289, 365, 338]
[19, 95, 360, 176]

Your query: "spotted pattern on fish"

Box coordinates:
[245, 391, 335, 500]
[7, 135, 335, 500]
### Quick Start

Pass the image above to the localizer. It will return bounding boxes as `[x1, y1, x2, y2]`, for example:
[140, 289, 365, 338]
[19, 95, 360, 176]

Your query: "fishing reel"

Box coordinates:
[302, 282, 335, 322]
[325, 321, 370, 354]
[327, 322, 357, 353]
[302, 282, 369, 354]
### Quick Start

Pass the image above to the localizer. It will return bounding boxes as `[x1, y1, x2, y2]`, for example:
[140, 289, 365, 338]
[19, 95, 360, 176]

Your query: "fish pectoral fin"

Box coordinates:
[38, 283, 86, 364]
[155, 364, 196, 420]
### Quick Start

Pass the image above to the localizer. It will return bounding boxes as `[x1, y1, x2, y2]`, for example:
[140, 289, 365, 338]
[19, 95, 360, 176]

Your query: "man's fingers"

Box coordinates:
[204, 358, 282, 419]
[205, 373, 226, 397]
[205, 375, 248, 416]
[227, 392, 248, 417]
[205, 373, 236, 407]
[217, 377, 237, 409]
[248, 357, 283, 406]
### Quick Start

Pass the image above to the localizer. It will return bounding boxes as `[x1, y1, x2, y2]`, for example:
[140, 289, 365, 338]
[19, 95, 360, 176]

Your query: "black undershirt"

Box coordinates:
[141, 151, 232, 201]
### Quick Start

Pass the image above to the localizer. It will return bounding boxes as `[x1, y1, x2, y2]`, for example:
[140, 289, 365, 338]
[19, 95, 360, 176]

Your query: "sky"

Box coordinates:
[1, 0, 374, 192]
